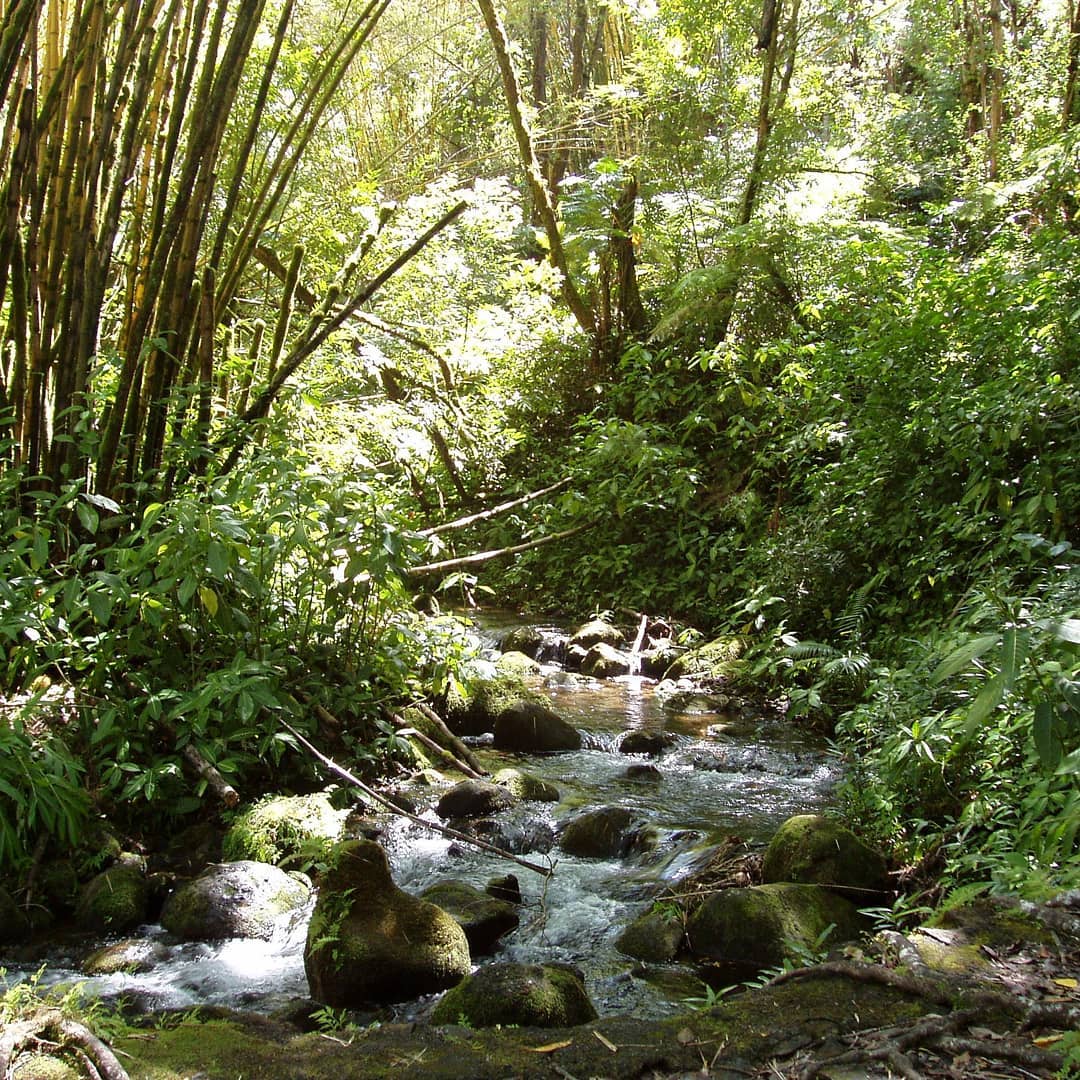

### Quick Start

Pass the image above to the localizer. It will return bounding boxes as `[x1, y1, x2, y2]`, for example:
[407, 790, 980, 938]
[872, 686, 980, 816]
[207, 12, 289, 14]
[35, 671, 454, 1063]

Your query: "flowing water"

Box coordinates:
[2, 615, 841, 1020]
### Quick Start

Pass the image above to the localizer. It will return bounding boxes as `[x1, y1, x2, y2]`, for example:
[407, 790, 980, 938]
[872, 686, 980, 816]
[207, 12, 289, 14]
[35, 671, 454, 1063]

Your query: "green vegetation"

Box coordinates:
[0, 0, 1077, 920]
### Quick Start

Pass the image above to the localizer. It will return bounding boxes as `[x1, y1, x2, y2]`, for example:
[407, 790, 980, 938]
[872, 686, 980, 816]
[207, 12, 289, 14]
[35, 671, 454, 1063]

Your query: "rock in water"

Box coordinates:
[304, 840, 470, 1007]
[493, 701, 582, 752]
[762, 814, 888, 896]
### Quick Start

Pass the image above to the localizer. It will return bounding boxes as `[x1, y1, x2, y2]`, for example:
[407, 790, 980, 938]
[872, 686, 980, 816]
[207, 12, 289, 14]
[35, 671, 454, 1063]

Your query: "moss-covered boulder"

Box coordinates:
[493, 701, 582, 752]
[762, 814, 888, 896]
[615, 907, 685, 963]
[444, 672, 546, 737]
[640, 640, 684, 679]
[82, 938, 170, 975]
[494, 650, 542, 676]
[7, 1052, 81, 1079]
[686, 883, 864, 973]
[0, 884, 31, 944]
[304, 840, 470, 1007]
[581, 642, 631, 678]
[570, 619, 625, 650]
[499, 626, 545, 657]
[161, 860, 311, 941]
[559, 806, 656, 859]
[663, 636, 745, 680]
[436, 779, 517, 820]
[420, 879, 520, 954]
[74, 861, 149, 932]
[492, 767, 561, 802]
[222, 793, 347, 866]
[431, 962, 597, 1028]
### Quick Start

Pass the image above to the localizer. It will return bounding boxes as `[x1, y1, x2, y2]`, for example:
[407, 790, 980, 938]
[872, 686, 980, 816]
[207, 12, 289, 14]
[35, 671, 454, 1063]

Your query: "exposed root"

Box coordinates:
[0, 1008, 129, 1080]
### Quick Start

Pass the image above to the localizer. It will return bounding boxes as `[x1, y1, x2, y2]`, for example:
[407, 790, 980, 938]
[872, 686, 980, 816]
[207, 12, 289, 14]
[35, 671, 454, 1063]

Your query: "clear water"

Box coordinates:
[2, 620, 840, 1020]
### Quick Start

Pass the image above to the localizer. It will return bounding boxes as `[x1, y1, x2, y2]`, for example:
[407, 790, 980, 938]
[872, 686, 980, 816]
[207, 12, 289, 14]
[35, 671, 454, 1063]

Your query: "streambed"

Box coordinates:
[2, 615, 841, 1021]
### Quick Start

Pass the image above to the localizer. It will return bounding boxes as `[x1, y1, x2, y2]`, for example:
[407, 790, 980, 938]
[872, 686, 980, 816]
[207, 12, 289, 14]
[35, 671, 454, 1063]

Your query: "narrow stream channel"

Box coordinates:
[3, 613, 841, 1021]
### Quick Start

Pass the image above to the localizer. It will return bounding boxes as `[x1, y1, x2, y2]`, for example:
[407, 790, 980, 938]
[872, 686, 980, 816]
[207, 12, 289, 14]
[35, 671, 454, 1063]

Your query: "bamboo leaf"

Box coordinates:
[964, 674, 1005, 733]
[1033, 701, 1060, 769]
[931, 635, 1000, 685]
[999, 627, 1030, 690]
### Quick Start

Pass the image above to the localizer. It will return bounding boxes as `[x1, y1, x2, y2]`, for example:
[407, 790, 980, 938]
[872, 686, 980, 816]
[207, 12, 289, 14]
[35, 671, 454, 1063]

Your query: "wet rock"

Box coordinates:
[581, 642, 632, 678]
[616, 907, 685, 963]
[444, 672, 546, 737]
[493, 701, 582, 752]
[6, 1052, 80, 1079]
[75, 861, 150, 933]
[639, 640, 684, 679]
[467, 817, 556, 856]
[762, 814, 888, 896]
[223, 793, 347, 866]
[684, 746, 771, 772]
[305, 840, 469, 1007]
[686, 882, 864, 973]
[486, 874, 522, 905]
[618, 730, 677, 757]
[420, 879, 520, 954]
[656, 681, 735, 714]
[494, 650, 542, 675]
[436, 779, 518, 820]
[570, 618, 626, 650]
[431, 961, 597, 1028]
[500, 626, 545, 657]
[624, 763, 663, 781]
[564, 643, 589, 671]
[492, 767, 561, 802]
[0, 885, 31, 944]
[559, 806, 656, 859]
[161, 860, 311, 941]
[82, 938, 170, 975]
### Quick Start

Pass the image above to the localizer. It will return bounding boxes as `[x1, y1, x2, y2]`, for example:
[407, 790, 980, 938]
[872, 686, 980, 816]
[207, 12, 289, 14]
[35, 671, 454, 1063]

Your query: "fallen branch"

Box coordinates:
[385, 710, 485, 780]
[419, 478, 573, 537]
[408, 521, 595, 577]
[412, 701, 486, 776]
[281, 720, 553, 878]
[180, 744, 240, 808]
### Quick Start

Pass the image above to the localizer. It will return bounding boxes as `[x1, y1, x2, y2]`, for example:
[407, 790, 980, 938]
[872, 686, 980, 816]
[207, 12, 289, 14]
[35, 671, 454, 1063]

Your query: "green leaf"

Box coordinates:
[178, 575, 199, 607]
[87, 588, 114, 626]
[964, 674, 1005, 733]
[1033, 701, 1061, 769]
[31, 527, 50, 570]
[1056, 747, 1080, 775]
[207, 541, 230, 579]
[1041, 618, 1080, 645]
[76, 501, 100, 534]
[198, 585, 219, 617]
[999, 627, 1030, 690]
[930, 635, 1000, 685]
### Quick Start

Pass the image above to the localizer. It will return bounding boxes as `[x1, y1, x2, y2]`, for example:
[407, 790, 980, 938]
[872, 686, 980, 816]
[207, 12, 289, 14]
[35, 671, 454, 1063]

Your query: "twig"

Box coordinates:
[412, 701, 486, 776]
[280, 720, 553, 877]
[385, 710, 484, 780]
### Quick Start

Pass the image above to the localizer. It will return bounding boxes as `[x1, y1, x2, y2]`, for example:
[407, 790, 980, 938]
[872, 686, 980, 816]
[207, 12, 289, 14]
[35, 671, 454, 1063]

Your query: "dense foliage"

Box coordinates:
[0, 0, 1077, 905]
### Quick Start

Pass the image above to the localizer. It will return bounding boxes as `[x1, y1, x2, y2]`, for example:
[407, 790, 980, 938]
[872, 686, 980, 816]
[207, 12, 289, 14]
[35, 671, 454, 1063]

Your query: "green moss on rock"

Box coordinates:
[492, 768, 560, 802]
[762, 814, 888, 895]
[615, 908, 684, 963]
[74, 863, 149, 932]
[663, 636, 745, 680]
[444, 673, 546, 737]
[431, 962, 598, 1028]
[222, 793, 347, 866]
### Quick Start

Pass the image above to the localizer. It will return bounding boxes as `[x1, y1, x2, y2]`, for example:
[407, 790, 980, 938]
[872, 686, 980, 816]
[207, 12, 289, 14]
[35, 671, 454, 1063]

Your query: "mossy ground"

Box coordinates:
[118, 977, 928, 1079]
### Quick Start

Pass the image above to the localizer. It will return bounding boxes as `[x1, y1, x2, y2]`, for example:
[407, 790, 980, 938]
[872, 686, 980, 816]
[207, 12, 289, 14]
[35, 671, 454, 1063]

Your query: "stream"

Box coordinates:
[2, 613, 841, 1022]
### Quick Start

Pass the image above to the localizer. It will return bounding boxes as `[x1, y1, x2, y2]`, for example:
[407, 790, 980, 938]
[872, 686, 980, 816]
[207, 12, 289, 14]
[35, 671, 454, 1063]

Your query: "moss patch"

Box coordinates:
[663, 636, 745, 680]
[444, 673, 545, 737]
[222, 793, 347, 866]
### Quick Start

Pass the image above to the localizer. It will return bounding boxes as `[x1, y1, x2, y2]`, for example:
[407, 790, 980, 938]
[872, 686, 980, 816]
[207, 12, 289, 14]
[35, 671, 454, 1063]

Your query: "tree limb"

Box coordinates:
[419, 478, 573, 536]
[408, 521, 595, 577]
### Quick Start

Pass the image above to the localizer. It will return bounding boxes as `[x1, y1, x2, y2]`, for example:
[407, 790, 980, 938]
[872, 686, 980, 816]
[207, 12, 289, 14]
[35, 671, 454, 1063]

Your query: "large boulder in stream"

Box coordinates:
[161, 860, 311, 941]
[570, 618, 625, 650]
[304, 840, 470, 1007]
[493, 701, 582, 752]
[663, 636, 745, 680]
[581, 642, 632, 678]
[74, 860, 150, 933]
[420, 879, 520, 954]
[444, 672, 547, 737]
[436, 779, 518, 820]
[559, 806, 657, 858]
[492, 767, 561, 802]
[762, 814, 889, 896]
[686, 882, 865, 973]
[431, 961, 597, 1028]
[615, 907, 685, 963]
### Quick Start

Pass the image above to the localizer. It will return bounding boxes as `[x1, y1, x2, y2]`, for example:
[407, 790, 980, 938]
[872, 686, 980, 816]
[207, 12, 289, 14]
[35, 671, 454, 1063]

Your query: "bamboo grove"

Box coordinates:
[0, 0, 484, 501]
